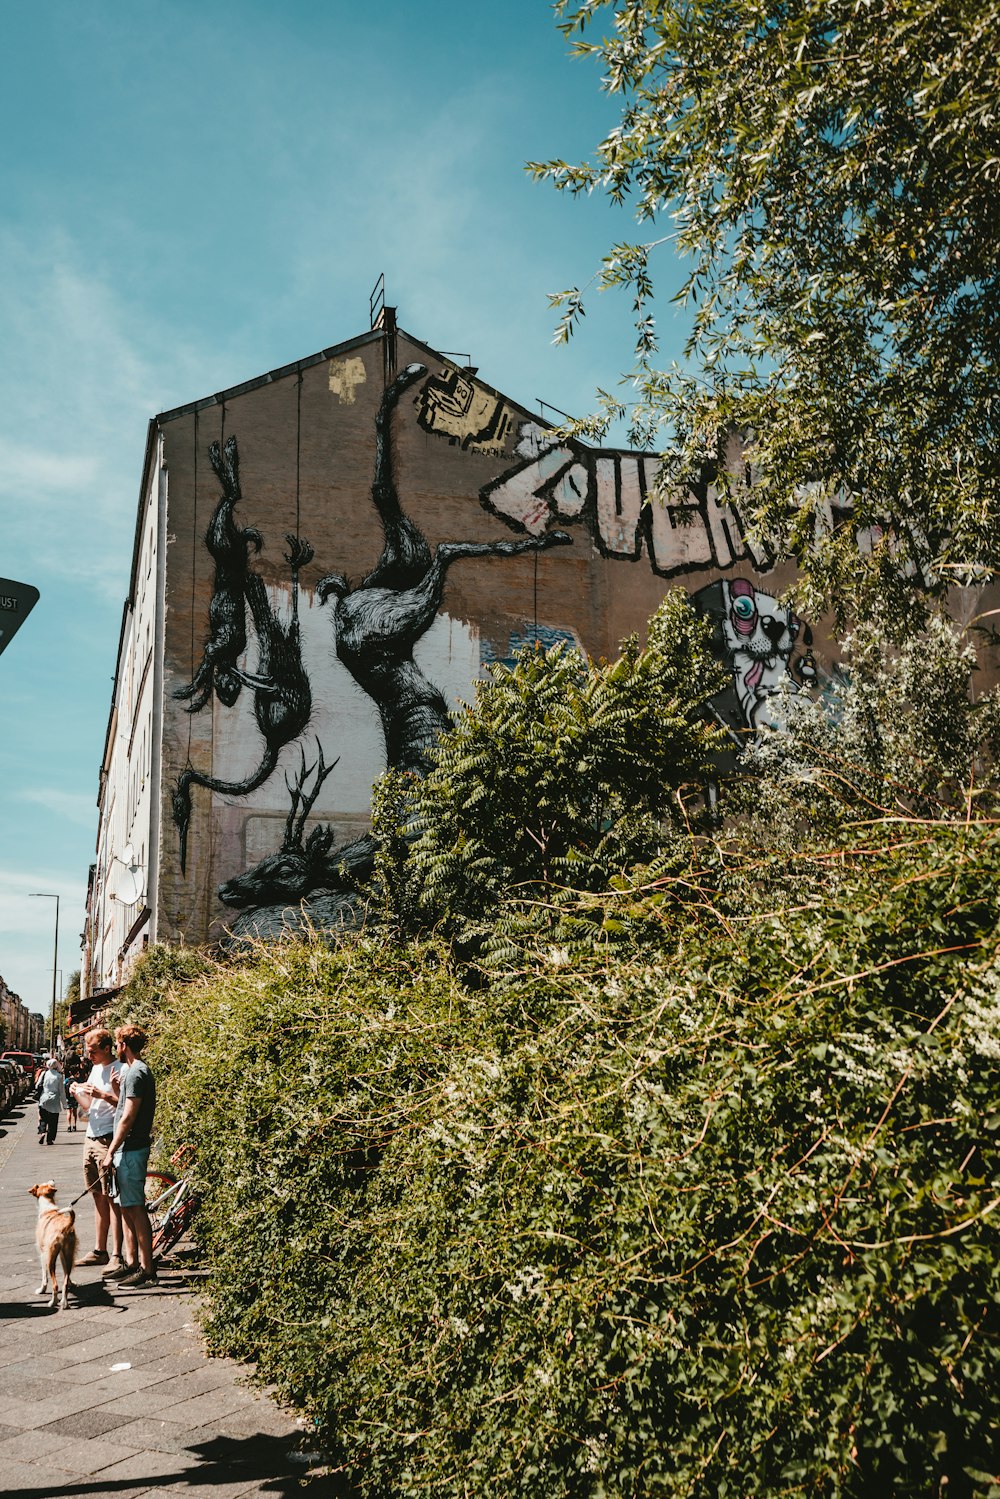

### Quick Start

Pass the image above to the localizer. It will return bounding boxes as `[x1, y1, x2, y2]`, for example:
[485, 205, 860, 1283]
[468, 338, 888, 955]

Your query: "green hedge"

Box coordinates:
[143, 821, 1000, 1497]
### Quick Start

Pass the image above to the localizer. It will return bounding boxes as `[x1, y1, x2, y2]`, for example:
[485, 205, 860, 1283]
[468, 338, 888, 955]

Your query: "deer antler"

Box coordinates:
[282, 740, 340, 850]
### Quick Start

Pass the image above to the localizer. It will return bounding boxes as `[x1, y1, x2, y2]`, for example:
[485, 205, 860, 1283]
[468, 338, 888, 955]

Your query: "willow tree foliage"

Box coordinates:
[532, 0, 1000, 613]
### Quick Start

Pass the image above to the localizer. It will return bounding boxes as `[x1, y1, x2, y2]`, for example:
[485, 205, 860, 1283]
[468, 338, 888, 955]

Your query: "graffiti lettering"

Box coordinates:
[481, 428, 776, 581]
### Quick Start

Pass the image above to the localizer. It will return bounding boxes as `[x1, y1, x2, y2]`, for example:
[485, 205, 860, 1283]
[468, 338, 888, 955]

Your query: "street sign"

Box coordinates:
[0, 578, 40, 660]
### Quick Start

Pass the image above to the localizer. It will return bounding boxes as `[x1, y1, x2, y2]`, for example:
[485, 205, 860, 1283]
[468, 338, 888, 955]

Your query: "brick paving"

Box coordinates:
[0, 1098, 328, 1497]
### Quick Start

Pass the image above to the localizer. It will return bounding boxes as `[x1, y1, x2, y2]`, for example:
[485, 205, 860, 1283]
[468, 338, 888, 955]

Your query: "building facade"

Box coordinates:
[0, 974, 44, 1051]
[84, 315, 827, 994]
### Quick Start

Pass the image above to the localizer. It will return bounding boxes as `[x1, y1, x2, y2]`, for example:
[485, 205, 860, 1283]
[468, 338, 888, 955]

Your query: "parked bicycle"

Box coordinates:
[144, 1145, 200, 1259]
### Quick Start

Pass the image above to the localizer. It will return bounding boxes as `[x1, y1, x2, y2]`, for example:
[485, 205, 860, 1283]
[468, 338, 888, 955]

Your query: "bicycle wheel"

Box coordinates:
[151, 1193, 198, 1258]
[144, 1171, 178, 1238]
[144, 1170, 177, 1208]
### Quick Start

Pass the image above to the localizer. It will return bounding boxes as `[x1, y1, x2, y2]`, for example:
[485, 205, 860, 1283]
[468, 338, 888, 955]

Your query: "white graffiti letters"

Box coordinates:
[481, 431, 773, 580]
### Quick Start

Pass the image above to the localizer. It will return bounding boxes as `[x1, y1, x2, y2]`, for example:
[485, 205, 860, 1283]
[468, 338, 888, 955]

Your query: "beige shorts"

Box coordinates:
[83, 1134, 115, 1196]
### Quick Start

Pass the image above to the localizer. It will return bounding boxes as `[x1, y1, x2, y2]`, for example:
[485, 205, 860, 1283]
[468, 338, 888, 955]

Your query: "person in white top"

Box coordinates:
[71, 1027, 124, 1270]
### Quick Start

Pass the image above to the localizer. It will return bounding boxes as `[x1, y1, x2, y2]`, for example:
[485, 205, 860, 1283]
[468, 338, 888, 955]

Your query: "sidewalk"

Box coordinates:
[0, 1098, 326, 1498]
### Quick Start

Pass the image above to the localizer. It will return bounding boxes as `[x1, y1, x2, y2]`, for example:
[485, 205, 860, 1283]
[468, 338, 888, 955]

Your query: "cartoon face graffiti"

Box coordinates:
[691, 577, 817, 737]
[719, 579, 816, 729]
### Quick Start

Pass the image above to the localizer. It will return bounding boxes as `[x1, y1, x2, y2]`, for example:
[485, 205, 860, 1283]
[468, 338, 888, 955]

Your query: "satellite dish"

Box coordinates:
[111, 861, 146, 906]
[121, 842, 135, 867]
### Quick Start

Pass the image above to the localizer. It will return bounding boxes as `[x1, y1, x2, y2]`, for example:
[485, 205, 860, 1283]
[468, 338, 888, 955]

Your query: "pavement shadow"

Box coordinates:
[69, 1278, 116, 1310]
[4, 1429, 344, 1497]
[0, 1302, 55, 1320]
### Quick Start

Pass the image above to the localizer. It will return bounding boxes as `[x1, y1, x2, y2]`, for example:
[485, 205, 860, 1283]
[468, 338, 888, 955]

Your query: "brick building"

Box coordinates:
[83, 313, 823, 994]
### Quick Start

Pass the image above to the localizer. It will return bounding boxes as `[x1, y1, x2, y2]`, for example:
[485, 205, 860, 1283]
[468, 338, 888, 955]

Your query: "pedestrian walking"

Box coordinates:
[71, 1028, 125, 1272]
[101, 1024, 158, 1288]
[63, 1049, 84, 1132]
[35, 1056, 65, 1146]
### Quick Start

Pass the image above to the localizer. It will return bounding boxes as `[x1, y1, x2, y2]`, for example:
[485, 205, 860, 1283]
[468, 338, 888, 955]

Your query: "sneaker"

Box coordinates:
[118, 1267, 160, 1289]
[103, 1259, 137, 1281]
[77, 1249, 110, 1267]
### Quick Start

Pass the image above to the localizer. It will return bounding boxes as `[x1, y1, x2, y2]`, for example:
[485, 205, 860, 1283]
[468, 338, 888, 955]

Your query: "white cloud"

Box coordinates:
[0, 440, 99, 495]
[0, 227, 237, 606]
[22, 788, 97, 829]
[0, 868, 86, 1007]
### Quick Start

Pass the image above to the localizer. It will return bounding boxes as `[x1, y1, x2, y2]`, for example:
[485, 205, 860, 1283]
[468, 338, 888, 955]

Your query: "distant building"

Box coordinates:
[0, 974, 44, 1051]
[83, 311, 822, 994]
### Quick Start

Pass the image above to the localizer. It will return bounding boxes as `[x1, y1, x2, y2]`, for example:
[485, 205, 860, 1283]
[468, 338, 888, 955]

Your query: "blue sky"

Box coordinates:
[0, 0, 688, 1016]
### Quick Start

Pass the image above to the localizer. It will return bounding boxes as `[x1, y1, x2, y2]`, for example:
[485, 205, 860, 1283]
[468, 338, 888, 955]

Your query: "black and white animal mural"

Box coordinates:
[173, 360, 817, 944]
[171, 434, 314, 875]
[315, 365, 570, 776]
[174, 364, 571, 941]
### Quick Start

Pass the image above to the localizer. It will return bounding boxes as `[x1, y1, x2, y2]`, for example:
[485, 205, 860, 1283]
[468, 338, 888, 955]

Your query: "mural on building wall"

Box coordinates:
[477, 424, 817, 735]
[171, 438, 315, 872]
[415, 366, 516, 455]
[173, 437, 262, 712]
[481, 424, 774, 579]
[174, 362, 571, 937]
[479, 623, 579, 672]
[173, 358, 817, 940]
[691, 578, 817, 737]
[215, 740, 367, 911]
[317, 364, 570, 777]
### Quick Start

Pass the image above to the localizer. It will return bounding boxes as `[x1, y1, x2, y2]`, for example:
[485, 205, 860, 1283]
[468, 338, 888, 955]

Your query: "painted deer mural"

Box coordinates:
[215, 741, 372, 909]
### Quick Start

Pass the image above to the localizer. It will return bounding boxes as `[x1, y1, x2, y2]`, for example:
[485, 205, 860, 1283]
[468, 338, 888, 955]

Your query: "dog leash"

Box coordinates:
[68, 1151, 118, 1208]
[68, 1181, 104, 1207]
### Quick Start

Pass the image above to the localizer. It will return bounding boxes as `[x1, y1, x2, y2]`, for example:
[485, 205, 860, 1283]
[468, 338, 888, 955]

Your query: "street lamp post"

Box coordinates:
[29, 892, 59, 1053]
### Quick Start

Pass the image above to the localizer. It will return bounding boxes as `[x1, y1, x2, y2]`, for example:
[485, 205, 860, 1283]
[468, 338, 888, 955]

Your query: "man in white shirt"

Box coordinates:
[72, 1028, 124, 1270]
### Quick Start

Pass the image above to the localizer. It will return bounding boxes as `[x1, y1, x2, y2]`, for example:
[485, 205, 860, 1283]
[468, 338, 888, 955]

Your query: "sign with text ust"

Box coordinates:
[0, 579, 40, 660]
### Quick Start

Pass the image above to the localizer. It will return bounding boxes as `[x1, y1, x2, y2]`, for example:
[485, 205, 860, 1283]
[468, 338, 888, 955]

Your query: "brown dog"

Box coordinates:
[28, 1182, 76, 1310]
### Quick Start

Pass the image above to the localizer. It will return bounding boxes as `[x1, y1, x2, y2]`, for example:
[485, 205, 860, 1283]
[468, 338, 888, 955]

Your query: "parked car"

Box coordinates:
[2, 1050, 38, 1087]
[2, 1052, 39, 1105]
[0, 1060, 19, 1114]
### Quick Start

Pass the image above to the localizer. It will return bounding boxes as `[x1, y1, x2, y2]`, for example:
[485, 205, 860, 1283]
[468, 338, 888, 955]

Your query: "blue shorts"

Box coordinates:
[111, 1146, 150, 1208]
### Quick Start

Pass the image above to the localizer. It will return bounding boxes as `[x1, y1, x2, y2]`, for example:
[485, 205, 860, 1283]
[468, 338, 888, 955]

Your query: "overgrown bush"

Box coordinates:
[149, 818, 1000, 1497]
[105, 942, 214, 1039]
[735, 609, 1000, 842]
[371, 591, 725, 947]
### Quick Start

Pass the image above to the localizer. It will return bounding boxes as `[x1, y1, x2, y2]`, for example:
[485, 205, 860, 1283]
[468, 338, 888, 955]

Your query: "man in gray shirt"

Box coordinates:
[100, 1024, 158, 1288]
